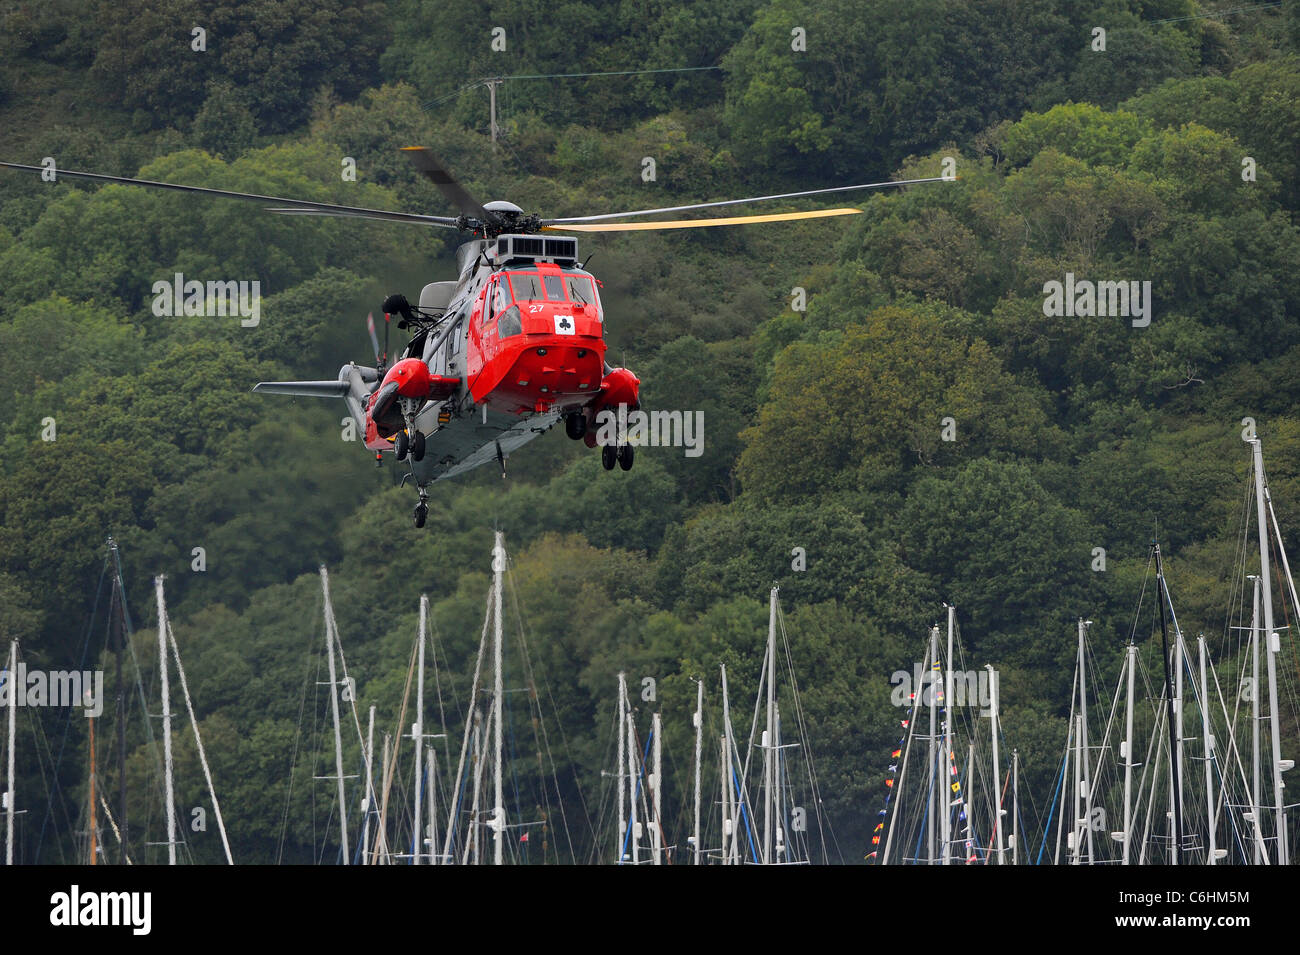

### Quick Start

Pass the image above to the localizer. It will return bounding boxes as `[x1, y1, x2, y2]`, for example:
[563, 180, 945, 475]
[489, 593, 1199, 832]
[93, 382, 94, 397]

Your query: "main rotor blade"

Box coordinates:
[543, 207, 863, 232]
[400, 147, 489, 220]
[0, 161, 460, 228]
[543, 176, 950, 225]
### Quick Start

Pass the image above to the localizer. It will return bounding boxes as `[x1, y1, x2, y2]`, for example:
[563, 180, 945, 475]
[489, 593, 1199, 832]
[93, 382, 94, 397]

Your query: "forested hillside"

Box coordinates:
[0, 0, 1297, 863]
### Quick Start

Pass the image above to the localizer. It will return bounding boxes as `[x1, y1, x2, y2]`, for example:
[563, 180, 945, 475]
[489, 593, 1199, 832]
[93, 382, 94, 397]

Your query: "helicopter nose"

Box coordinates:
[510, 340, 604, 402]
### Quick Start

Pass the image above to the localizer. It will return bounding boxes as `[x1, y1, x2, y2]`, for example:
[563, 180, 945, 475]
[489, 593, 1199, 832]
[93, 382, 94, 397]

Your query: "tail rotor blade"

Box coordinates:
[366, 312, 381, 364]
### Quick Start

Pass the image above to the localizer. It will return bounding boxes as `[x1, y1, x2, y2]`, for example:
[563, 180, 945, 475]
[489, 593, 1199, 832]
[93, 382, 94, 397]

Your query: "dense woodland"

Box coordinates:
[0, 0, 1298, 863]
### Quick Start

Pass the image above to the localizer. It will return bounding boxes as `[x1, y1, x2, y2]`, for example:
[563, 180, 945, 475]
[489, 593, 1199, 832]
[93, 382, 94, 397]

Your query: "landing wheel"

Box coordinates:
[617, 443, 634, 471]
[413, 502, 428, 528]
[565, 414, 587, 440]
[601, 444, 617, 471]
[411, 430, 426, 462]
[395, 430, 409, 461]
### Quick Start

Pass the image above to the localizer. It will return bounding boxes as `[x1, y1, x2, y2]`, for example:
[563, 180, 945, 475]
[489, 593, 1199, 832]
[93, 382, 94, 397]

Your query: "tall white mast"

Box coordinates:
[155, 576, 177, 865]
[627, 682, 639, 865]
[1197, 635, 1217, 864]
[1070, 712, 1082, 865]
[1011, 748, 1019, 866]
[1174, 626, 1185, 852]
[926, 624, 939, 865]
[719, 735, 730, 866]
[412, 594, 427, 865]
[651, 711, 662, 865]
[762, 586, 777, 864]
[434, 748, 444, 867]
[492, 532, 505, 866]
[617, 672, 627, 862]
[693, 679, 703, 865]
[319, 567, 349, 864]
[1120, 643, 1137, 864]
[774, 701, 785, 862]
[467, 714, 483, 865]
[1077, 619, 1094, 864]
[1252, 439, 1289, 864]
[721, 663, 737, 865]
[363, 704, 375, 864]
[987, 663, 1004, 864]
[4, 640, 15, 866]
[1250, 575, 1263, 865]
[942, 605, 955, 865]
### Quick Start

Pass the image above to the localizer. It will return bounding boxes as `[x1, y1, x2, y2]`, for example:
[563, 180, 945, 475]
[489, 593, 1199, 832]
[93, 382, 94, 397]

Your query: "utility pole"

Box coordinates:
[487, 79, 502, 144]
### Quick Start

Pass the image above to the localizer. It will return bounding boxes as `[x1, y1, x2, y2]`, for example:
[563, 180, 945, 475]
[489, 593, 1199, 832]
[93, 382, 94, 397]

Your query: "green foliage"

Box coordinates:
[87, 0, 388, 133]
[1, 0, 1298, 865]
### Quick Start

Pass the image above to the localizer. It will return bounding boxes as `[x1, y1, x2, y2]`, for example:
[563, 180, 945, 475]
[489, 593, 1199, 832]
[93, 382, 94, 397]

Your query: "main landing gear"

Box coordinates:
[395, 397, 426, 462]
[565, 413, 587, 440]
[413, 484, 429, 528]
[600, 442, 634, 471]
[395, 428, 426, 462]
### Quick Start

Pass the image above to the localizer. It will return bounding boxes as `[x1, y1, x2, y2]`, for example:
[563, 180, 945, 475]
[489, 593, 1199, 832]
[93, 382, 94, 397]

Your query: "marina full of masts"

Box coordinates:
[1, 440, 1298, 864]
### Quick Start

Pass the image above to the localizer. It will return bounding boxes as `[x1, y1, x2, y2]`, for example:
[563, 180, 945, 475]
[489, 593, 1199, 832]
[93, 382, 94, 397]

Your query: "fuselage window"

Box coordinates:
[507, 272, 544, 301]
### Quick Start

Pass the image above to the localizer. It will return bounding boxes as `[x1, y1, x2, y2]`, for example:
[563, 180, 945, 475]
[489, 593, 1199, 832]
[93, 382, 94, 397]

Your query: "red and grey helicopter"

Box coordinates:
[1, 149, 946, 526]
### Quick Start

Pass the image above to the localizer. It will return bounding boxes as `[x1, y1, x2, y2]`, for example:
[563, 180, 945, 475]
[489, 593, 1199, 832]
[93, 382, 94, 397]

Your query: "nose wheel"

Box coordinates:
[617, 444, 634, 471]
[601, 444, 616, 470]
[413, 485, 429, 528]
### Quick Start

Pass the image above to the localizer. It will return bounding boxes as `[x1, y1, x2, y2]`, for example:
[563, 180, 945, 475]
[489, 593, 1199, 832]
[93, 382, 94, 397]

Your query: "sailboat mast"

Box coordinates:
[763, 585, 777, 865]
[1077, 619, 1094, 863]
[987, 663, 1004, 864]
[693, 679, 703, 865]
[721, 663, 736, 865]
[412, 595, 427, 865]
[627, 682, 639, 865]
[155, 576, 177, 865]
[492, 533, 505, 867]
[1071, 712, 1082, 864]
[363, 704, 375, 864]
[1011, 748, 1019, 866]
[942, 605, 954, 865]
[1121, 643, 1136, 865]
[1198, 635, 1216, 863]
[426, 749, 438, 865]
[1153, 544, 1183, 864]
[109, 540, 129, 866]
[926, 625, 939, 865]
[651, 711, 662, 865]
[617, 672, 626, 862]
[88, 707, 97, 865]
[4, 641, 15, 866]
[1251, 439, 1288, 864]
[1250, 575, 1263, 865]
[319, 567, 349, 863]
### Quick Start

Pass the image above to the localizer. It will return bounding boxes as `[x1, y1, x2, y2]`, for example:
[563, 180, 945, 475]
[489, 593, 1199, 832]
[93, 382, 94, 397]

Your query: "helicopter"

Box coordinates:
[0, 149, 947, 527]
